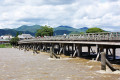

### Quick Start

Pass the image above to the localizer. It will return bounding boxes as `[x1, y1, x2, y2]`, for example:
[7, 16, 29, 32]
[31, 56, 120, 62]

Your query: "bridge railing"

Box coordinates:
[19, 32, 120, 43]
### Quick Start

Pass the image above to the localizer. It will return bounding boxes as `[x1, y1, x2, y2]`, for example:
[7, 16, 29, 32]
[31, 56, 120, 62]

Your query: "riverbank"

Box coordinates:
[0, 44, 12, 48]
[0, 48, 120, 80]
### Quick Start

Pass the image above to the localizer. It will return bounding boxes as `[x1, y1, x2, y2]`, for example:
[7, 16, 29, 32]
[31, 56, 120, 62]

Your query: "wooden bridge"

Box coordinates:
[18, 32, 120, 61]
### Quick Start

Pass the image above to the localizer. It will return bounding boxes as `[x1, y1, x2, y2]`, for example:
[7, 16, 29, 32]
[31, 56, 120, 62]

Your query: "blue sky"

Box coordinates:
[0, 0, 120, 31]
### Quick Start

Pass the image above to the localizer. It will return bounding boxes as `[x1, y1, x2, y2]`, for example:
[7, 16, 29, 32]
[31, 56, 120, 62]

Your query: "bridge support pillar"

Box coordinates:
[26, 44, 29, 51]
[106, 47, 109, 59]
[79, 45, 82, 57]
[58, 44, 60, 54]
[50, 46, 53, 58]
[19, 45, 21, 50]
[59, 44, 62, 55]
[45, 43, 47, 52]
[52, 44, 54, 54]
[68, 44, 70, 55]
[63, 44, 66, 54]
[39, 44, 41, 53]
[24, 44, 27, 52]
[32, 44, 35, 53]
[112, 48, 116, 60]
[77, 45, 80, 57]
[72, 44, 74, 55]
[65, 44, 68, 55]
[101, 52, 106, 71]
[96, 45, 100, 55]
[88, 46, 91, 56]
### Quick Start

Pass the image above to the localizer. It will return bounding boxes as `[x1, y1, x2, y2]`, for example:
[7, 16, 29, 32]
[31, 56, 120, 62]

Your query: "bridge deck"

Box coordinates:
[19, 32, 120, 46]
[19, 40, 120, 46]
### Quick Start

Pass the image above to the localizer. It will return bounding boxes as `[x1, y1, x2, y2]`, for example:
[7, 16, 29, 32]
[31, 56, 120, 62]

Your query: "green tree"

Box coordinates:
[10, 37, 19, 46]
[80, 32, 85, 34]
[86, 27, 104, 33]
[70, 31, 80, 34]
[35, 25, 53, 37]
[20, 32, 22, 35]
[16, 32, 19, 37]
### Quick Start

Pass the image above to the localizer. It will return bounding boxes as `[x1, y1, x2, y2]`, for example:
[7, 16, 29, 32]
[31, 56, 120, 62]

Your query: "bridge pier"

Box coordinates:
[50, 46, 53, 58]
[59, 44, 62, 55]
[72, 44, 76, 57]
[24, 44, 27, 52]
[68, 44, 70, 55]
[26, 44, 29, 51]
[52, 44, 54, 54]
[76, 44, 80, 57]
[38, 43, 41, 53]
[33, 44, 36, 54]
[88, 45, 91, 56]
[58, 44, 60, 54]
[96, 45, 100, 55]
[106, 47, 109, 59]
[101, 52, 106, 70]
[49, 43, 60, 59]
[79, 45, 82, 57]
[112, 47, 116, 60]
[19, 45, 21, 50]
[63, 44, 66, 55]
[70, 44, 73, 54]
[77, 45, 82, 57]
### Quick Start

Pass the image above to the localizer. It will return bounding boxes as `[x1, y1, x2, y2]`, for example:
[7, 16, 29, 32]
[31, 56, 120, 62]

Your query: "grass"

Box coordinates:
[0, 43, 12, 48]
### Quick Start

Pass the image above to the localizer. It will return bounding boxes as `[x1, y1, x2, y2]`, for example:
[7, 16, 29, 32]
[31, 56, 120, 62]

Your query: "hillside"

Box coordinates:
[79, 27, 88, 32]
[0, 25, 89, 36]
[0, 29, 34, 36]
[54, 26, 88, 35]
[15, 25, 41, 33]
[16, 25, 88, 35]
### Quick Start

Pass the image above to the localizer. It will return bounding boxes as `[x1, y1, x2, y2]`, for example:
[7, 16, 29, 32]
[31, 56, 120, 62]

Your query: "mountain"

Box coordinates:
[0, 25, 88, 36]
[0, 29, 17, 36]
[15, 25, 41, 33]
[79, 27, 88, 32]
[16, 25, 88, 35]
[0, 29, 34, 36]
[54, 26, 88, 35]
[54, 26, 74, 31]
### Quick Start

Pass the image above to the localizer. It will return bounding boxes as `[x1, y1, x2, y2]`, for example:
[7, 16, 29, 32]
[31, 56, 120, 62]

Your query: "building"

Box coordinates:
[1, 35, 13, 40]
[18, 34, 34, 40]
[0, 39, 9, 44]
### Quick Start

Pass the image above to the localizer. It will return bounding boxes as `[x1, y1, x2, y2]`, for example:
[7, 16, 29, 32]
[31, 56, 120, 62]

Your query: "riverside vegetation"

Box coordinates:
[0, 44, 12, 48]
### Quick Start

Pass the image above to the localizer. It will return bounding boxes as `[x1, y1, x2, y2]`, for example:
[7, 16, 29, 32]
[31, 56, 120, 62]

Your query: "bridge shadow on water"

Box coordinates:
[63, 51, 120, 65]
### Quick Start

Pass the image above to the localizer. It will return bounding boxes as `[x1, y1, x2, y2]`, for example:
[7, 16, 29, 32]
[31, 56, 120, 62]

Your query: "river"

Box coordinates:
[0, 48, 120, 80]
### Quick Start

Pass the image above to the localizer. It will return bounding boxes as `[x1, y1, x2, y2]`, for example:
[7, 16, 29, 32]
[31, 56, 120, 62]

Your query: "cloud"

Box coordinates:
[0, 0, 120, 31]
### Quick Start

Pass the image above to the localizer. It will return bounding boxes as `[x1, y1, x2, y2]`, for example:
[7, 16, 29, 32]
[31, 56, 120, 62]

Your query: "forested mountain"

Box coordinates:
[53, 26, 88, 35]
[0, 25, 88, 36]
[15, 25, 41, 33]
[0, 29, 34, 36]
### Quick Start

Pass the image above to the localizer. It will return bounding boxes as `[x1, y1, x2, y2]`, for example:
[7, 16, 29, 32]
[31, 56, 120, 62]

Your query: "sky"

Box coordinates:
[0, 0, 120, 31]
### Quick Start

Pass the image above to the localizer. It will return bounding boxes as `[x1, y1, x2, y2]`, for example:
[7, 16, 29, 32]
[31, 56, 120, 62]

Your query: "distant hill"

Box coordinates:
[54, 26, 88, 35]
[15, 25, 88, 35]
[54, 26, 75, 31]
[0, 29, 34, 36]
[79, 27, 89, 32]
[15, 25, 41, 33]
[0, 25, 89, 36]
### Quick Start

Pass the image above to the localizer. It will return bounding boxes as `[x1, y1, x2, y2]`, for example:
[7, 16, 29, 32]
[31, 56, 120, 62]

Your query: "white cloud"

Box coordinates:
[0, 0, 120, 31]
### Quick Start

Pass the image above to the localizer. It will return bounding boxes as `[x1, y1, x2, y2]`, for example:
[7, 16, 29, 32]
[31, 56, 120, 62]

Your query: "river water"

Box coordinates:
[0, 48, 120, 80]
